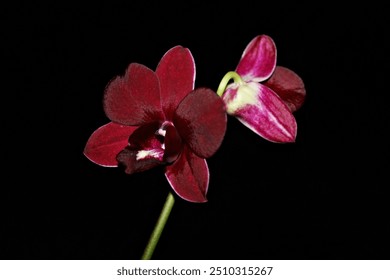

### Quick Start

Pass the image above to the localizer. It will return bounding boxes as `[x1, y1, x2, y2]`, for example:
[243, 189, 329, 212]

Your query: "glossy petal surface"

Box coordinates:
[83, 122, 137, 167]
[104, 63, 164, 126]
[223, 82, 297, 143]
[163, 124, 183, 163]
[174, 88, 227, 158]
[264, 66, 306, 112]
[236, 35, 277, 82]
[165, 146, 209, 203]
[156, 46, 195, 120]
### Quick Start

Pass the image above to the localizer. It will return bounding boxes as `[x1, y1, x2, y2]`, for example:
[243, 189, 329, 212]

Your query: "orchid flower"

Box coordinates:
[84, 46, 227, 203]
[217, 35, 306, 143]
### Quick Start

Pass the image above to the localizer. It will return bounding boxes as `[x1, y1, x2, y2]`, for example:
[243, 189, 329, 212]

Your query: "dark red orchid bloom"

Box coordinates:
[84, 46, 227, 202]
[221, 35, 306, 143]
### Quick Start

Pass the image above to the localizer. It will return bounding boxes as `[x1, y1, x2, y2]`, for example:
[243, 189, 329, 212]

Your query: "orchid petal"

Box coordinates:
[223, 82, 297, 143]
[103, 63, 164, 126]
[83, 122, 137, 167]
[165, 146, 209, 203]
[236, 35, 277, 82]
[264, 66, 306, 112]
[156, 46, 195, 120]
[174, 88, 227, 158]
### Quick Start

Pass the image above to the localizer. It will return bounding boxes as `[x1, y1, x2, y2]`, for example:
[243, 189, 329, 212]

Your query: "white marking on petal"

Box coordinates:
[136, 149, 163, 160]
[226, 83, 259, 114]
[267, 110, 292, 137]
[241, 73, 256, 82]
[157, 128, 166, 136]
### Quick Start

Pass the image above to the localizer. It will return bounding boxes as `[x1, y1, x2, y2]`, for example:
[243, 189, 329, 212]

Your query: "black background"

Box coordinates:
[2, 2, 389, 260]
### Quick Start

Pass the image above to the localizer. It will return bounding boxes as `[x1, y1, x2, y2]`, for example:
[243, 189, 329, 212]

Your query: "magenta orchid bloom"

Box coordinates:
[219, 35, 306, 143]
[84, 46, 227, 202]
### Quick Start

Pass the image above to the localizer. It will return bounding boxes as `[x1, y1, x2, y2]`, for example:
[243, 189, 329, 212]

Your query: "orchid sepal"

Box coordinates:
[223, 81, 297, 143]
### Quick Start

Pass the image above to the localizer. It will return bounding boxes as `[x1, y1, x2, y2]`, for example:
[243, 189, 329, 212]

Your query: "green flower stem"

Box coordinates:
[141, 192, 175, 260]
[216, 71, 243, 97]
